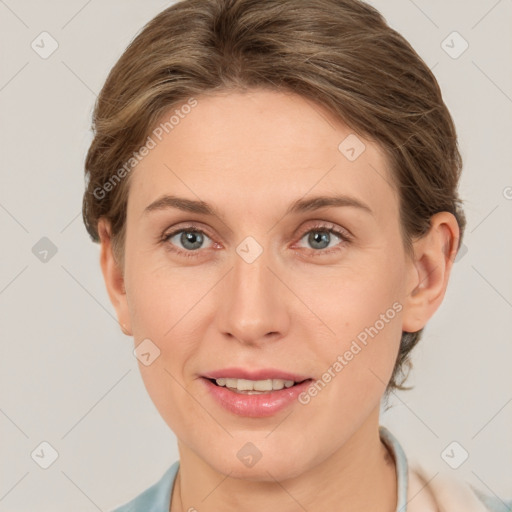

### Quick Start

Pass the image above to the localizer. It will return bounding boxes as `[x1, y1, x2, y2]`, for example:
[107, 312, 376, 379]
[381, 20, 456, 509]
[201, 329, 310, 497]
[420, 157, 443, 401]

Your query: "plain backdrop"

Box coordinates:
[0, 0, 511, 510]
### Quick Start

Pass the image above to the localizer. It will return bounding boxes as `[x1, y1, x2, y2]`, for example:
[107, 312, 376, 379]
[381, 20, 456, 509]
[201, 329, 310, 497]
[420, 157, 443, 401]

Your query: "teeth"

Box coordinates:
[272, 379, 285, 390]
[214, 378, 296, 392]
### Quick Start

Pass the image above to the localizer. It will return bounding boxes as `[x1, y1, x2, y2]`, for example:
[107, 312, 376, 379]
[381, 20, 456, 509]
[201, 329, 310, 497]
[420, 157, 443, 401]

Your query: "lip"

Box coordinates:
[201, 374, 313, 418]
[202, 367, 311, 382]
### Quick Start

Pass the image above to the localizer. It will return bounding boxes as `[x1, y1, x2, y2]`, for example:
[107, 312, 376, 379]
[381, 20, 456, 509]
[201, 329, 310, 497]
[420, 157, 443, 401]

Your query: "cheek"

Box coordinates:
[128, 275, 203, 382]
[123, 262, 196, 408]
[294, 247, 404, 342]
[126, 250, 211, 339]
[292, 250, 404, 400]
[295, 290, 402, 441]
[129, 284, 201, 437]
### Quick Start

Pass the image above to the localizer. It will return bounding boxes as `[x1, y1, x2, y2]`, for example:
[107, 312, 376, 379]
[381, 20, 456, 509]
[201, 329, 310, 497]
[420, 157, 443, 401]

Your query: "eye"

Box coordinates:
[295, 223, 351, 253]
[161, 226, 215, 256]
[160, 222, 351, 259]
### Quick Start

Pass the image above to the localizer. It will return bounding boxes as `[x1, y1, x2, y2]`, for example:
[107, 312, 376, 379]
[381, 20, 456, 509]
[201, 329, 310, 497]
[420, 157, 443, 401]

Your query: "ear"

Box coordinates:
[401, 212, 460, 333]
[98, 217, 132, 336]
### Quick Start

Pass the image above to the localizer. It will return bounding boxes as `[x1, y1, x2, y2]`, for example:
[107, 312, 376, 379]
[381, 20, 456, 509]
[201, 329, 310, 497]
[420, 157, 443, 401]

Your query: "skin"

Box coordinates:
[98, 89, 459, 512]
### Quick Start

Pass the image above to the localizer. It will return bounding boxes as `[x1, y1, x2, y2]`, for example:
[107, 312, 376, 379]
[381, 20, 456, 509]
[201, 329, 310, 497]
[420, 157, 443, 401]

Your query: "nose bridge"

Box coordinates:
[217, 245, 288, 344]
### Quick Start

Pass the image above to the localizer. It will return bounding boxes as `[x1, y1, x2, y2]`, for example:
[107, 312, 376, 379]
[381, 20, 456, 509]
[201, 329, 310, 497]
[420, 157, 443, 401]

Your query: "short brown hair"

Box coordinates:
[82, 0, 466, 398]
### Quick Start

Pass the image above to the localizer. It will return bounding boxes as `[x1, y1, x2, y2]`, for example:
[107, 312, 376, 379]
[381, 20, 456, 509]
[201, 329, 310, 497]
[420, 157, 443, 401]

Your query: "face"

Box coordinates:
[103, 89, 427, 480]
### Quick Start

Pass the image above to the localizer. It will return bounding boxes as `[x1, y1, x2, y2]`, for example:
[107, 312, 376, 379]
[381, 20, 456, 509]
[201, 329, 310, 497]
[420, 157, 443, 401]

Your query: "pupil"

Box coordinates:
[309, 231, 330, 249]
[181, 231, 203, 250]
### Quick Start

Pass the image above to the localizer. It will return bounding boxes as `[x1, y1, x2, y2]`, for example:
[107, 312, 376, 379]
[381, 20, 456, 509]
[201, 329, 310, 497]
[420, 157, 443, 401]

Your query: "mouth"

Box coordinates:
[200, 370, 314, 417]
[205, 377, 312, 394]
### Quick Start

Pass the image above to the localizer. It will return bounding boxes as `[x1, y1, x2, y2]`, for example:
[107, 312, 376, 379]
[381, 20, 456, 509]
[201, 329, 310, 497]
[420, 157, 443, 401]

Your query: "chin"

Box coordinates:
[204, 448, 310, 482]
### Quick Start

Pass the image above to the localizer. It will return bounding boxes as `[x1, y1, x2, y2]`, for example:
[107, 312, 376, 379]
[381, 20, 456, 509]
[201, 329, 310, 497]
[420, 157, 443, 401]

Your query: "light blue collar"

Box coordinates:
[379, 425, 409, 512]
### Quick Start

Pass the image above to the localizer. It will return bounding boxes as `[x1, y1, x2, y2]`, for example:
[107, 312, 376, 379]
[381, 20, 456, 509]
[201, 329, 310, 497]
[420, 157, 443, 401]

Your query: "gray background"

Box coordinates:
[0, 0, 511, 510]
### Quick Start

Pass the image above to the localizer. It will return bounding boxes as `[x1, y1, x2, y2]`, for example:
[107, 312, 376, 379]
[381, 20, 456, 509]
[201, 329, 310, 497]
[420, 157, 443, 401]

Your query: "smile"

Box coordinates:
[213, 377, 298, 393]
[202, 375, 313, 417]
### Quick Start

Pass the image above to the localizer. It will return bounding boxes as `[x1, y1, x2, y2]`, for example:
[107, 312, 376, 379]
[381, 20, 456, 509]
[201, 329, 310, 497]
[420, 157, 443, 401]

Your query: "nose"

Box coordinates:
[215, 248, 290, 346]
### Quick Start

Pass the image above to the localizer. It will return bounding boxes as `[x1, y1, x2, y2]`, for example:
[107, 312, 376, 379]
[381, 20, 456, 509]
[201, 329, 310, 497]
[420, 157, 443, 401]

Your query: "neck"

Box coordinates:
[170, 408, 397, 512]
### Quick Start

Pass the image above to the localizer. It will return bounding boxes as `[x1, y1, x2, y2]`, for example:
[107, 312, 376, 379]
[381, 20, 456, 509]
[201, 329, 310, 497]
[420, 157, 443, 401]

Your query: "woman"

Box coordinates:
[82, 0, 510, 510]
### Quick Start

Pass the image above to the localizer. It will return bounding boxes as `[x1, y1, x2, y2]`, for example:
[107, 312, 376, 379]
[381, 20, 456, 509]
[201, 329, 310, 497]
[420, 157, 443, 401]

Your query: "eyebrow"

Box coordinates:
[142, 193, 373, 219]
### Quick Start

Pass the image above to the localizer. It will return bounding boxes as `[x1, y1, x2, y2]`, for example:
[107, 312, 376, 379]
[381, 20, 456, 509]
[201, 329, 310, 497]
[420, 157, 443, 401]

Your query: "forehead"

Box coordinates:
[127, 89, 397, 221]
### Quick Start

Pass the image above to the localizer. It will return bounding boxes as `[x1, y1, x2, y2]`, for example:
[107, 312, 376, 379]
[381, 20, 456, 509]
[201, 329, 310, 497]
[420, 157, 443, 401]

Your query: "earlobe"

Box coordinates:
[98, 218, 133, 336]
[401, 212, 460, 333]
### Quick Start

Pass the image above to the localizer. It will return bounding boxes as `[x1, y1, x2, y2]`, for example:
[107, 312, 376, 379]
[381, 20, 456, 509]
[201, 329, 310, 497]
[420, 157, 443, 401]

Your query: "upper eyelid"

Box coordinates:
[163, 222, 214, 238]
[163, 221, 349, 238]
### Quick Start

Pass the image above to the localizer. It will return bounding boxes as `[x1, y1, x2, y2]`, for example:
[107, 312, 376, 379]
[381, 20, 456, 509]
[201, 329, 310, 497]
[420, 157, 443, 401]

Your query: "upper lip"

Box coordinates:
[202, 367, 311, 382]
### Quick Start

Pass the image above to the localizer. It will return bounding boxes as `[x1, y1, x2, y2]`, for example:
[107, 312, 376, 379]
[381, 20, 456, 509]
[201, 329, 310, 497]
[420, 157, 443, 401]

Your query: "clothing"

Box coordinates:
[111, 426, 511, 511]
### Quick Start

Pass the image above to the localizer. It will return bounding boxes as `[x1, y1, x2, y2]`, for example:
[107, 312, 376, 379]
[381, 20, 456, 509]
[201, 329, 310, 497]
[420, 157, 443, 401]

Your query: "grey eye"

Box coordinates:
[299, 229, 342, 250]
[166, 230, 212, 251]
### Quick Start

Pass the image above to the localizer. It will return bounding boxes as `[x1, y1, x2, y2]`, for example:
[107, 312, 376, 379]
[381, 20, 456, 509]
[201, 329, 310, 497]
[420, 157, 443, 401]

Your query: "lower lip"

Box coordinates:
[202, 378, 312, 418]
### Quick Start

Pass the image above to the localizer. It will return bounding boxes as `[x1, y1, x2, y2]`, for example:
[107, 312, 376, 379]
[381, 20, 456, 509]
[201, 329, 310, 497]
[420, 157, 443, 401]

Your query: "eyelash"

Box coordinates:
[160, 222, 352, 259]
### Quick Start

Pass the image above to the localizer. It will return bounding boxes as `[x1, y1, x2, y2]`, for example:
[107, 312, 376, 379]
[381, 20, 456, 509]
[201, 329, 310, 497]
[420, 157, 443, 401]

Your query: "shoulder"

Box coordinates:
[110, 461, 180, 512]
[379, 426, 511, 512]
[409, 462, 512, 512]
[471, 486, 512, 512]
